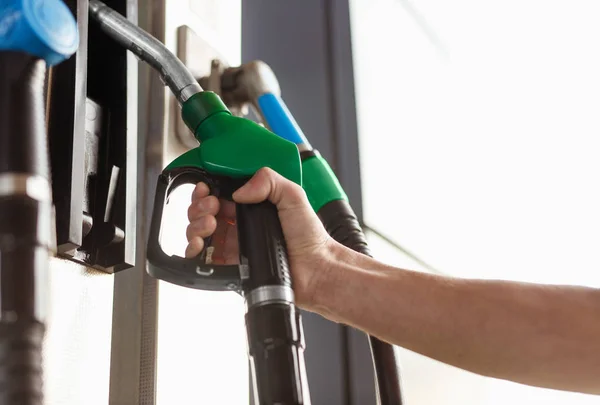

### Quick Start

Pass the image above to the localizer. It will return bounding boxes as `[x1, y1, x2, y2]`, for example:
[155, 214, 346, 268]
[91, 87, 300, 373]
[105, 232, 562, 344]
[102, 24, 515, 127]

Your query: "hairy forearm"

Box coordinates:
[310, 244, 600, 394]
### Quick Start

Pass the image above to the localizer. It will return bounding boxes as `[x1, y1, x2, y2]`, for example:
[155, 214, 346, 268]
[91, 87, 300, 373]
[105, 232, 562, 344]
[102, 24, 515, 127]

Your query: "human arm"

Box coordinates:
[186, 167, 600, 395]
[315, 243, 600, 394]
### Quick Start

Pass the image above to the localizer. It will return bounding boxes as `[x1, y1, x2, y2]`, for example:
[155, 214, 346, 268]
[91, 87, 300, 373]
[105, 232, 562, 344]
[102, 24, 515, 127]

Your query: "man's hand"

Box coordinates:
[186, 167, 336, 307]
[185, 170, 600, 395]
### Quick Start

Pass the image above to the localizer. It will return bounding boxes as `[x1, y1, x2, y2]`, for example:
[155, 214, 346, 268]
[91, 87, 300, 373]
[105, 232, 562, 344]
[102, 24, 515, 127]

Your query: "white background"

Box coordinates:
[351, 0, 600, 403]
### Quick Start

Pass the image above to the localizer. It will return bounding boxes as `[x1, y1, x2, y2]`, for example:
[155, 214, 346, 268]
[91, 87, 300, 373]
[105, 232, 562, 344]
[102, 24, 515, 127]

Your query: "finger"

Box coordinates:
[186, 215, 217, 242]
[191, 182, 210, 202]
[209, 220, 230, 264]
[232, 167, 308, 211]
[185, 237, 204, 258]
[188, 195, 219, 221]
[216, 199, 236, 220]
[222, 222, 239, 265]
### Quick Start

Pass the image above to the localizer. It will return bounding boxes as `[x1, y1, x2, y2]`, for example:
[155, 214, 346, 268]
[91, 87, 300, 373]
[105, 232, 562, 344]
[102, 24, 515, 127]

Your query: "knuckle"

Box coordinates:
[259, 166, 275, 176]
[280, 178, 306, 205]
[187, 204, 196, 220]
[205, 215, 217, 231]
[205, 195, 219, 210]
[185, 223, 195, 241]
[287, 182, 305, 198]
[260, 167, 278, 184]
[192, 182, 207, 196]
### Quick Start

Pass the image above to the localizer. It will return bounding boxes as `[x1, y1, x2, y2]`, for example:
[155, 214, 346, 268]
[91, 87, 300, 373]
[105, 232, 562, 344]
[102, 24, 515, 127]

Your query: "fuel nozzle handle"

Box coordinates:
[89, 0, 201, 105]
[147, 92, 310, 404]
[238, 202, 308, 404]
[212, 61, 405, 404]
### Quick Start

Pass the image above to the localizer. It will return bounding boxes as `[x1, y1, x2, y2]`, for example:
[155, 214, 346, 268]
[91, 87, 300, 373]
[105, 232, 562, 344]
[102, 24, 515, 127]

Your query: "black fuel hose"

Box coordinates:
[0, 51, 53, 405]
[317, 200, 404, 405]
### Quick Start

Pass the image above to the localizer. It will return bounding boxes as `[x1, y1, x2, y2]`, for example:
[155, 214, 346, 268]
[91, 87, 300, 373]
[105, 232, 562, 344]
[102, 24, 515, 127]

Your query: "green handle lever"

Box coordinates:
[167, 92, 302, 185]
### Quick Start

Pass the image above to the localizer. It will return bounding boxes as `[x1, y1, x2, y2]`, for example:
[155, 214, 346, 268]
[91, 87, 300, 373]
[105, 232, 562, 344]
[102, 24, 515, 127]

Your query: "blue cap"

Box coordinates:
[0, 0, 79, 66]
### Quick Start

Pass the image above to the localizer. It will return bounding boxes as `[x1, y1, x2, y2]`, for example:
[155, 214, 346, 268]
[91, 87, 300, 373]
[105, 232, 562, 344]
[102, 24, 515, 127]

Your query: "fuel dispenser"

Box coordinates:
[1, 0, 405, 403]
[47, 0, 138, 273]
[1, 0, 138, 403]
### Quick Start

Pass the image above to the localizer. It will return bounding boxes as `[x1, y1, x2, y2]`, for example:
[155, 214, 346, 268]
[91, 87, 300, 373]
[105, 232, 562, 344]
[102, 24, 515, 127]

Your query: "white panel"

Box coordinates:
[165, 0, 241, 67]
[156, 181, 249, 404]
[155, 1, 247, 404]
[44, 258, 114, 405]
[162, 0, 242, 163]
[156, 284, 249, 404]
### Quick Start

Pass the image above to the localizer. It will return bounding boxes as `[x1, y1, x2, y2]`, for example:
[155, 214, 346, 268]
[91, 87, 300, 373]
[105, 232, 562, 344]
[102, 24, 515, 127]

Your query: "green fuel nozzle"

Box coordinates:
[88, 0, 300, 185]
[170, 91, 301, 184]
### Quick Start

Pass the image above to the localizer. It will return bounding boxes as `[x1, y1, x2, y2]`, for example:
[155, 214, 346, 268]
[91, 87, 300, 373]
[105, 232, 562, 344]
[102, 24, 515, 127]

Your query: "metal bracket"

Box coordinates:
[47, 0, 137, 273]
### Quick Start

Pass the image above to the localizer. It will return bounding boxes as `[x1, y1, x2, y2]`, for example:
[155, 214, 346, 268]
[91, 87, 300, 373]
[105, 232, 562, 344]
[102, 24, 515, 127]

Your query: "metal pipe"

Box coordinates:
[88, 0, 202, 105]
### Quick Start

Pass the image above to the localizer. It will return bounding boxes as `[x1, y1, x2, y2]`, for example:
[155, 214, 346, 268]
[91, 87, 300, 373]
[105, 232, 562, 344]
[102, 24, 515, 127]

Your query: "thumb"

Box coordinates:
[232, 167, 308, 211]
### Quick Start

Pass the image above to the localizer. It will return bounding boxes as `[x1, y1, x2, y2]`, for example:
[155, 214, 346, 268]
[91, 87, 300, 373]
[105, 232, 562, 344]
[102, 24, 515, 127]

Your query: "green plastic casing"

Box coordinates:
[166, 92, 302, 185]
[301, 152, 348, 212]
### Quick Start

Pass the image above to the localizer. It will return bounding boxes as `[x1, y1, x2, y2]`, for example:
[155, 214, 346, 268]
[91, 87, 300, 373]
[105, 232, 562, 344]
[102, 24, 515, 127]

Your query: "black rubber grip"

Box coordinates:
[237, 201, 292, 292]
[237, 199, 309, 403]
[318, 199, 404, 405]
[0, 52, 49, 178]
[246, 304, 306, 405]
[0, 321, 44, 405]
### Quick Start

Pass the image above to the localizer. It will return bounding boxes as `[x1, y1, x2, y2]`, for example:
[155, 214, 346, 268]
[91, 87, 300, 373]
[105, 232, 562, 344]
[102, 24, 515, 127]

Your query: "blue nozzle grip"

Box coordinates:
[257, 93, 308, 146]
